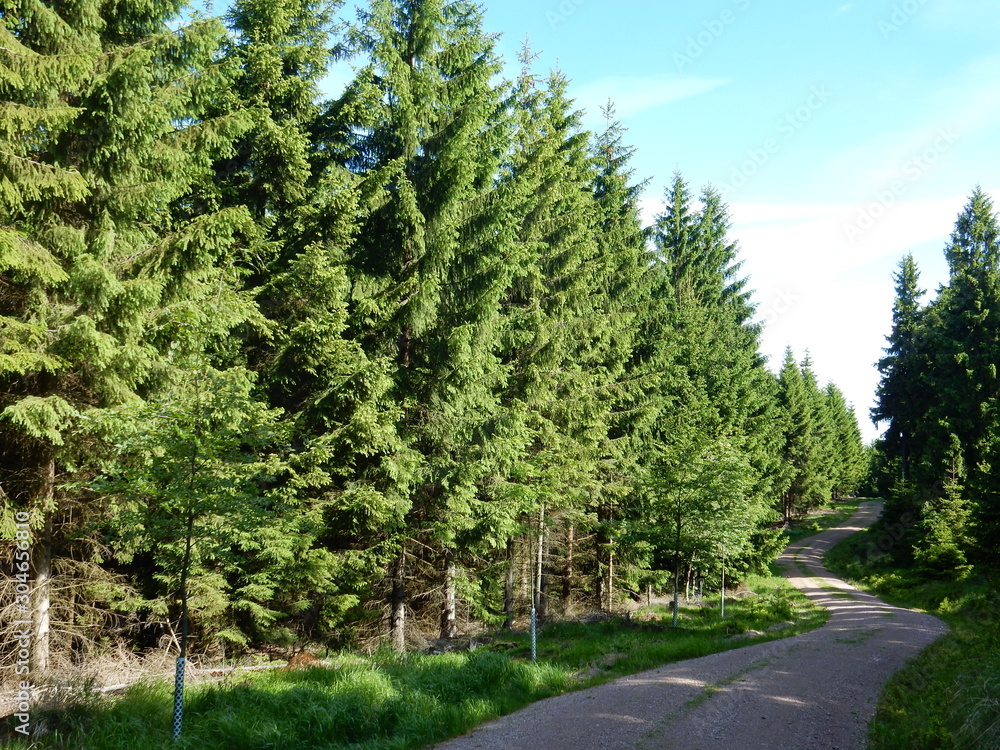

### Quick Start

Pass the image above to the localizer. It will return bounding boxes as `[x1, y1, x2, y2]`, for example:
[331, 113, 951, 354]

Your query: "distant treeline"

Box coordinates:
[0, 0, 864, 674]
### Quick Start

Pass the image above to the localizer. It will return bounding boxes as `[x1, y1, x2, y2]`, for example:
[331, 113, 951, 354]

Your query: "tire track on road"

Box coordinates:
[432, 501, 947, 750]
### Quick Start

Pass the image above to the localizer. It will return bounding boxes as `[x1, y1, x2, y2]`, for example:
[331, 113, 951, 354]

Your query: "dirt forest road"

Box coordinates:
[432, 501, 949, 750]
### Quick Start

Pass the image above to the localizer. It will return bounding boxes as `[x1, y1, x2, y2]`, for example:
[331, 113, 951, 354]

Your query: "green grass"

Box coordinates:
[783, 497, 863, 543]
[823, 517, 1000, 750]
[1, 574, 826, 750]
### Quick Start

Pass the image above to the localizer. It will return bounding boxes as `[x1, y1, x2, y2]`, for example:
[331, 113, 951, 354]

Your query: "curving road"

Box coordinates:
[432, 501, 948, 750]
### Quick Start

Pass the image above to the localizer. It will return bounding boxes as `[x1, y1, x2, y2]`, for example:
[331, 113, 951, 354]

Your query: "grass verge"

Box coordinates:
[824, 518, 1000, 750]
[1, 574, 826, 750]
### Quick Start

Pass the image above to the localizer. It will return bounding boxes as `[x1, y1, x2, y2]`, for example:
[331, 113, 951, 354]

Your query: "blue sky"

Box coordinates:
[319, 0, 1000, 442]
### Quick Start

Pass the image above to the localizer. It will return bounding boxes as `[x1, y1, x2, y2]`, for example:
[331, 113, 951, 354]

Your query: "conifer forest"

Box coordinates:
[11, 0, 954, 687]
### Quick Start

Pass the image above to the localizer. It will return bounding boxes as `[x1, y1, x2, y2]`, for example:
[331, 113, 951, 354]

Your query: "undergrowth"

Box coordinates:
[0, 574, 825, 750]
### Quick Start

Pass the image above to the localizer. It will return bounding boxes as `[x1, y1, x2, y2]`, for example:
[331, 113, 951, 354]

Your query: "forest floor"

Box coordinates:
[431, 500, 949, 750]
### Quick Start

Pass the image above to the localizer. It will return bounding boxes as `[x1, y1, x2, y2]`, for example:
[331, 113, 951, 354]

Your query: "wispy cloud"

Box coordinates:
[571, 74, 726, 123]
[920, 1, 1000, 36]
[835, 4, 853, 16]
[811, 55, 1000, 199]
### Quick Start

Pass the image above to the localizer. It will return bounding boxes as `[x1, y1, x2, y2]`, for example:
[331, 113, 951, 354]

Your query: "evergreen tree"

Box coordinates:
[204, 0, 408, 644]
[648, 176, 783, 572]
[0, 0, 254, 673]
[349, 0, 515, 647]
[913, 434, 974, 577]
[872, 254, 926, 484]
[825, 383, 866, 498]
[776, 349, 824, 520]
[585, 104, 664, 611]
[919, 189, 1000, 562]
[800, 354, 836, 503]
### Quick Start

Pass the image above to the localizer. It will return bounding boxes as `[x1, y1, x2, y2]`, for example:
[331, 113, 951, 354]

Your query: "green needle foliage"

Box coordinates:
[872, 188, 1000, 575]
[0, 0, 869, 708]
[0, 0, 257, 672]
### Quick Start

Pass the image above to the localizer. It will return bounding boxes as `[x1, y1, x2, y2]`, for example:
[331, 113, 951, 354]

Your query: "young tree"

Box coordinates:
[642, 435, 758, 626]
[0, 0, 254, 673]
[912, 434, 974, 577]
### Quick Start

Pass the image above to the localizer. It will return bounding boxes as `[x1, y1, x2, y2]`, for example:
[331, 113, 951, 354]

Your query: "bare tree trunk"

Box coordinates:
[596, 499, 613, 612]
[538, 526, 550, 620]
[672, 514, 681, 628]
[536, 505, 547, 618]
[562, 524, 574, 615]
[520, 537, 529, 605]
[30, 459, 54, 676]
[503, 538, 515, 630]
[389, 545, 406, 652]
[440, 549, 457, 640]
[606, 541, 614, 612]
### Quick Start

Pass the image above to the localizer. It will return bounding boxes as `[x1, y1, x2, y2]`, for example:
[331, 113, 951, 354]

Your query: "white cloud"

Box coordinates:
[570, 74, 726, 124]
[815, 56, 1000, 199]
[730, 196, 973, 443]
[641, 188, 1000, 443]
[835, 4, 853, 16]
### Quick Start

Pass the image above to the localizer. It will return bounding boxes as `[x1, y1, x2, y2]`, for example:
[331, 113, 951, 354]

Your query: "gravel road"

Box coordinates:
[432, 501, 948, 750]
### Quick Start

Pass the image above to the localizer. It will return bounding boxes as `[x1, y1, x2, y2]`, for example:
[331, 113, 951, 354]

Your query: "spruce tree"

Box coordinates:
[648, 176, 782, 573]
[497, 60, 611, 616]
[920, 189, 1000, 563]
[205, 0, 408, 643]
[349, 0, 515, 646]
[872, 254, 926, 484]
[825, 383, 866, 498]
[585, 104, 665, 611]
[913, 434, 974, 577]
[0, 1, 254, 672]
[776, 349, 824, 520]
[800, 354, 836, 504]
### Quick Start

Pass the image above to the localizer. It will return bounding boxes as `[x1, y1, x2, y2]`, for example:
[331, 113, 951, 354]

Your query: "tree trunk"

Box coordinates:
[596, 499, 613, 612]
[538, 527, 550, 620]
[503, 538, 515, 630]
[606, 541, 614, 612]
[672, 514, 681, 628]
[389, 545, 406, 652]
[519, 537, 530, 606]
[440, 549, 457, 640]
[562, 524, 574, 614]
[30, 458, 54, 676]
[535, 505, 547, 619]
